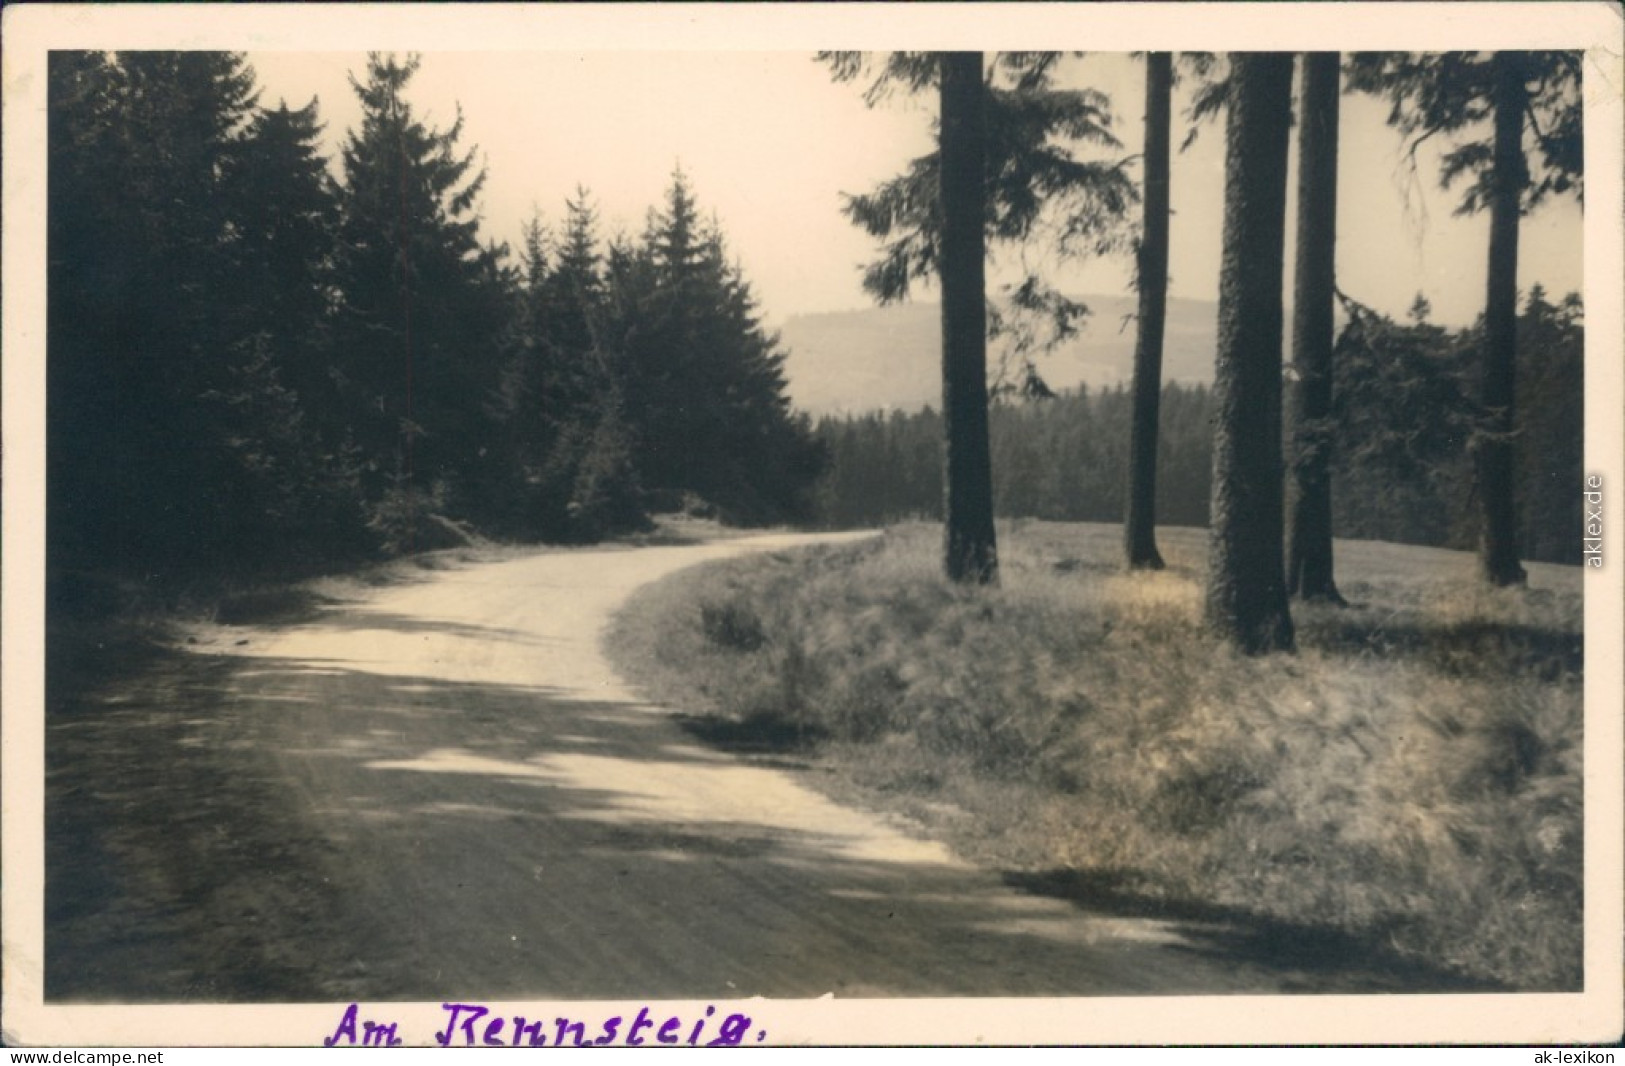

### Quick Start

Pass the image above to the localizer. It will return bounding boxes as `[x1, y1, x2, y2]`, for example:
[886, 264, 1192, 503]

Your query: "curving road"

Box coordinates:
[49, 533, 1375, 1005]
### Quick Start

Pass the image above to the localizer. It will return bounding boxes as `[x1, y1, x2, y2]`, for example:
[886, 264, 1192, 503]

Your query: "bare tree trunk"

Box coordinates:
[1125, 52, 1172, 571]
[939, 52, 998, 585]
[1286, 51, 1345, 603]
[1477, 51, 1528, 587]
[1205, 52, 1296, 654]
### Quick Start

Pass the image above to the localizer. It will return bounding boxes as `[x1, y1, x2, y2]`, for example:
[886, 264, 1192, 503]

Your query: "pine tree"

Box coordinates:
[938, 52, 999, 583]
[208, 93, 378, 564]
[1205, 52, 1296, 654]
[330, 53, 510, 542]
[227, 101, 335, 315]
[825, 52, 1136, 309]
[1124, 52, 1173, 570]
[548, 188, 607, 358]
[1285, 52, 1345, 603]
[619, 170, 707, 498]
[697, 224, 826, 523]
[1347, 50, 1582, 586]
[486, 216, 560, 537]
[602, 171, 822, 526]
[1328, 292, 1474, 550]
[48, 51, 387, 577]
[821, 51, 1138, 583]
[1476, 52, 1532, 587]
[568, 393, 647, 539]
[1513, 287, 1584, 565]
[222, 99, 339, 400]
[49, 51, 128, 569]
[48, 51, 266, 574]
[493, 191, 639, 541]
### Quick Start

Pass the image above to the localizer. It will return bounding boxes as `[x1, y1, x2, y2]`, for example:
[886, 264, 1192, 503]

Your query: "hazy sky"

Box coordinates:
[248, 50, 1584, 329]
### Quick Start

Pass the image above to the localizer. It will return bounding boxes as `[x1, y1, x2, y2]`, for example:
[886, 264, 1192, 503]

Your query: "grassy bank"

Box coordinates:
[604, 521, 1583, 990]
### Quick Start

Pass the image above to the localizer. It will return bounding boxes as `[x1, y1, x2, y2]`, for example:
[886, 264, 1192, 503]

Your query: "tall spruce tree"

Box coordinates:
[488, 216, 565, 537]
[938, 52, 1000, 583]
[222, 99, 339, 400]
[1347, 51, 1582, 586]
[48, 51, 265, 574]
[599, 171, 821, 526]
[1513, 287, 1584, 565]
[212, 94, 375, 564]
[330, 53, 511, 545]
[1205, 52, 1296, 654]
[50, 50, 129, 571]
[823, 52, 1136, 308]
[550, 189, 607, 358]
[1124, 52, 1173, 570]
[49, 53, 378, 577]
[493, 190, 643, 541]
[538, 191, 621, 537]
[1285, 52, 1345, 603]
[1476, 52, 1533, 587]
[619, 171, 708, 499]
[820, 51, 1137, 583]
[581, 230, 662, 533]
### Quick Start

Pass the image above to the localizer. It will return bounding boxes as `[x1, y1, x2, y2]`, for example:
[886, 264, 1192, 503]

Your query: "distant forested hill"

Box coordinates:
[777, 294, 1218, 415]
[805, 288, 1584, 566]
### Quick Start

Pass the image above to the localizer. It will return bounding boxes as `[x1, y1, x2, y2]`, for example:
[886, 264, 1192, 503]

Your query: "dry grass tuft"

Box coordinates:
[605, 521, 1583, 990]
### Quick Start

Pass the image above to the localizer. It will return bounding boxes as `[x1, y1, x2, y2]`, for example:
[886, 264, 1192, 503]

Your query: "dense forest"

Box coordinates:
[47, 49, 1585, 607]
[48, 52, 822, 591]
[810, 286, 1583, 565]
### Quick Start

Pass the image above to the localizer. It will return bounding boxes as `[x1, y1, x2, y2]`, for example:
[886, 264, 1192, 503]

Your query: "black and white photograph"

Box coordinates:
[3, 2, 1621, 1049]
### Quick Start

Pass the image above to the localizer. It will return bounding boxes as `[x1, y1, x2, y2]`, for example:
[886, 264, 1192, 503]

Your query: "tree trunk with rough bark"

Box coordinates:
[1125, 52, 1172, 571]
[938, 52, 998, 585]
[1205, 52, 1296, 654]
[1286, 51, 1345, 603]
[1477, 51, 1529, 588]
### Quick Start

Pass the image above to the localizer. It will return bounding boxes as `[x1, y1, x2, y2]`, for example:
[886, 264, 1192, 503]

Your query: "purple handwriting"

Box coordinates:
[322, 1001, 767, 1048]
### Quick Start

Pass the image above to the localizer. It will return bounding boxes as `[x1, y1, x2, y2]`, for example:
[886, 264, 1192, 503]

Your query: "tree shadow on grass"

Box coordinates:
[1003, 867, 1506, 993]
[1298, 613, 1582, 681]
[672, 711, 827, 764]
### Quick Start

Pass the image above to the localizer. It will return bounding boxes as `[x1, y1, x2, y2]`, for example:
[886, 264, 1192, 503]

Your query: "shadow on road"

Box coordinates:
[47, 547, 1515, 1005]
[1002, 868, 1504, 993]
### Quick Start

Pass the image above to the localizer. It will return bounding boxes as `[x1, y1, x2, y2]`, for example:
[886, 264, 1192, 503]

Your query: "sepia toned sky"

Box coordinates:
[248, 50, 1585, 329]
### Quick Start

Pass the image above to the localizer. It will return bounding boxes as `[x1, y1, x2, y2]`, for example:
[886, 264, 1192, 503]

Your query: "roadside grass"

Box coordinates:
[604, 521, 1584, 990]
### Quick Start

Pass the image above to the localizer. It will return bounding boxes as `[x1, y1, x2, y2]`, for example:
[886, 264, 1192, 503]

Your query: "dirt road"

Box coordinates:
[49, 533, 1334, 1003]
